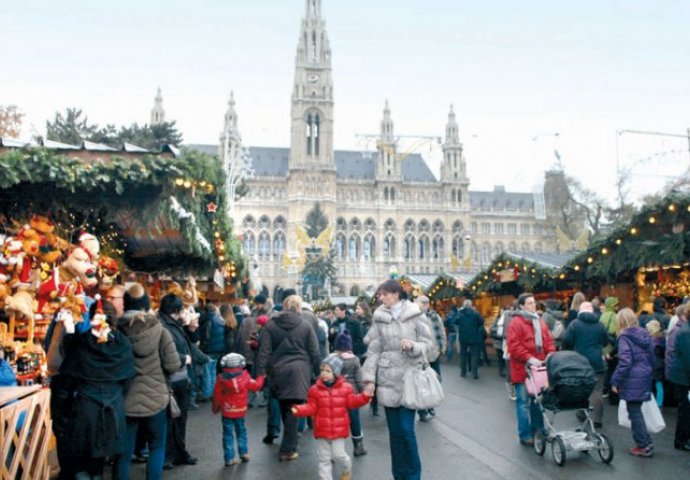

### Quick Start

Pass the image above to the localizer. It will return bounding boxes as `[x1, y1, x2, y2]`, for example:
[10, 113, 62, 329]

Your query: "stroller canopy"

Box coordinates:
[544, 351, 596, 409]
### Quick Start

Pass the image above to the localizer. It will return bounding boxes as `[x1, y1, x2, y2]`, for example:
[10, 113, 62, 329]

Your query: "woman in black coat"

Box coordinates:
[59, 300, 135, 479]
[255, 295, 321, 461]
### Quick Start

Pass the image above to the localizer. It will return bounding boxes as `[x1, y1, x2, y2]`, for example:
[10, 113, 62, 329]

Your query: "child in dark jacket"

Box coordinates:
[212, 353, 265, 466]
[334, 330, 367, 456]
[646, 320, 666, 407]
[292, 354, 370, 480]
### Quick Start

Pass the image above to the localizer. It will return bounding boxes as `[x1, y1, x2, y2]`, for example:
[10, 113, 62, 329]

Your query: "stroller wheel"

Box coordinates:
[533, 431, 546, 456]
[596, 433, 614, 464]
[552, 436, 567, 467]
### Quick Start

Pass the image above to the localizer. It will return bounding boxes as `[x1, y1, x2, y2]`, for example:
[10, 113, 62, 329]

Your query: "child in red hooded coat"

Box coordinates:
[212, 353, 265, 466]
[292, 353, 370, 480]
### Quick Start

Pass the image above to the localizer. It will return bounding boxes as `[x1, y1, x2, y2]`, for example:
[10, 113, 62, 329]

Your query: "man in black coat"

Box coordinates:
[328, 303, 365, 358]
[456, 299, 484, 379]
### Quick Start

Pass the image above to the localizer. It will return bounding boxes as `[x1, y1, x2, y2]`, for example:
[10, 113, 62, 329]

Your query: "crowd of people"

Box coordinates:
[11, 277, 687, 479]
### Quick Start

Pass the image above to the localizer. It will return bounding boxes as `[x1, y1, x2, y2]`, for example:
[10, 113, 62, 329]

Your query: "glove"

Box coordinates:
[526, 357, 542, 367]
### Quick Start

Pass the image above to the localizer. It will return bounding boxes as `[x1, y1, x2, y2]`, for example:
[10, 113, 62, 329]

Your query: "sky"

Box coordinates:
[3, 0, 690, 203]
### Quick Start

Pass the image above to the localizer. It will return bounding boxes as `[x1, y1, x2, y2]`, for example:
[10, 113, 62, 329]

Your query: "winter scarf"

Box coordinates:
[519, 309, 543, 353]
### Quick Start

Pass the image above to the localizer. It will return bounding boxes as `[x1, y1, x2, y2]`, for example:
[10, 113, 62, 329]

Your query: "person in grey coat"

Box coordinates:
[362, 280, 433, 480]
[255, 295, 321, 462]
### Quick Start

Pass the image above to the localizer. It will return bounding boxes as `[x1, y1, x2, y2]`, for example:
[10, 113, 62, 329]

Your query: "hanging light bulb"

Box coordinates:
[649, 216, 656, 224]
[601, 247, 609, 255]
[630, 227, 638, 235]
[615, 238, 623, 245]
[587, 257, 594, 264]
[669, 204, 676, 212]
[574, 265, 580, 271]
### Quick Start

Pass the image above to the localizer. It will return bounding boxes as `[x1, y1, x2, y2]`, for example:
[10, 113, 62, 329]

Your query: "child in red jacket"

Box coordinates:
[212, 353, 265, 466]
[292, 354, 370, 480]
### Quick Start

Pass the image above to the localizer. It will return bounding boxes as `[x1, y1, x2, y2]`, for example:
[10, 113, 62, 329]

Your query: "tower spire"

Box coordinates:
[445, 103, 459, 145]
[150, 87, 165, 126]
[380, 100, 394, 142]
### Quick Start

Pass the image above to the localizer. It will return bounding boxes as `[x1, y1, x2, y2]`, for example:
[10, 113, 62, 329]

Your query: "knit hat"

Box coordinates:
[334, 330, 352, 352]
[321, 353, 343, 377]
[254, 294, 267, 305]
[220, 353, 246, 369]
[256, 315, 269, 327]
[604, 297, 619, 308]
[124, 284, 151, 312]
[579, 302, 593, 313]
[282, 288, 297, 298]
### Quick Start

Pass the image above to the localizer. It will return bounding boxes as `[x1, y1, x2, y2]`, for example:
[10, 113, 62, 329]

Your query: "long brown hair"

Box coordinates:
[220, 303, 238, 330]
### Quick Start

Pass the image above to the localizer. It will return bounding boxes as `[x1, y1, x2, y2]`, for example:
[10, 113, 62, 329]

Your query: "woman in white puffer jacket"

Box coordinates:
[362, 280, 432, 480]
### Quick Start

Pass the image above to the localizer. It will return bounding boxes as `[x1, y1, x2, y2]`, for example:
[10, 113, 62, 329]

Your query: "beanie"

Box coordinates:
[321, 353, 343, 377]
[124, 284, 151, 312]
[220, 353, 246, 369]
[254, 294, 267, 305]
[282, 288, 297, 298]
[334, 330, 353, 352]
[256, 315, 269, 327]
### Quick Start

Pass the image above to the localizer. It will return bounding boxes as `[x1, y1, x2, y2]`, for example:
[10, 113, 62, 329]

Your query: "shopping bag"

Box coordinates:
[641, 397, 666, 433]
[617, 397, 666, 433]
[525, 366, 548, 397]
[401, 361, 444, 410]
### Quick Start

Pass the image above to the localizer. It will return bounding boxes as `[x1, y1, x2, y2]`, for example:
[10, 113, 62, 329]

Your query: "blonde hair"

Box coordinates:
[283, 295, 303, 312]
[616, 307, 638, 334]
[677, 303, 690, 319]
[570, 292, 586, 312]
[220, 304, 238, 329]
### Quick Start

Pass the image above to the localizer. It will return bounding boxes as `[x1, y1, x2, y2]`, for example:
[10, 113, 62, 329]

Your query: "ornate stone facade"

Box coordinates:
[189, 0, 555, 296]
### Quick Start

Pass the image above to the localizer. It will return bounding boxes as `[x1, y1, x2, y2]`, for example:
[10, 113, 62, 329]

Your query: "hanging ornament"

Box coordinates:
[207, 202, 218, 213]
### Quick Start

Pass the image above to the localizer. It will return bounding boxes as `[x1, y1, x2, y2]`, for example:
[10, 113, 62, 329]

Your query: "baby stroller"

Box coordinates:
[526, 351, 614, 467]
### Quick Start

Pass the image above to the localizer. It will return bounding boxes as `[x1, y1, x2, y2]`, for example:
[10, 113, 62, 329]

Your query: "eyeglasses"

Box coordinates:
[107, 296, 123, 300]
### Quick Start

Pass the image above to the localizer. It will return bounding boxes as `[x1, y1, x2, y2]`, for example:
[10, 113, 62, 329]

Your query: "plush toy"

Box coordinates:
[0, 282, 10, 309]
[1, 237, 26, 287]
[78, 232, 100, 262]
[89, 294, 111, 343]
[18, 215, 68, 264]
[5, 290, 35, 321]
[61, 246, 98, 289]
[97, 256, 120, 291]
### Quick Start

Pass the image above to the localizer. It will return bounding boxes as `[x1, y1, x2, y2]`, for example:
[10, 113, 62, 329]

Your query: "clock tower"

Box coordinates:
[287, 0, 336, 253]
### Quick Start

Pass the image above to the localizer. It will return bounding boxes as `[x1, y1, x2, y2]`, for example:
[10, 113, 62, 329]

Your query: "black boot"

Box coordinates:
[353, 437, 367, 457]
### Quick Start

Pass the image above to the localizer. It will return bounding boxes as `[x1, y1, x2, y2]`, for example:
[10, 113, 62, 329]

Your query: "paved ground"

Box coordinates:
[130, 355, 690, 479]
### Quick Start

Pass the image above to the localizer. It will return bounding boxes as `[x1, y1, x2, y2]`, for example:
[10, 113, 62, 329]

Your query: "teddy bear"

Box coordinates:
[19, 215, 68, 265]
[97, 255, 120, 291]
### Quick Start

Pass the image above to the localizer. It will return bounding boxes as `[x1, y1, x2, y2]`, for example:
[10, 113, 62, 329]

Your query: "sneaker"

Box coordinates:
[629, 446, 654, 457]
[279, 452, 299, 462]
[225, 458, 240, 466]
[519, 438, 534, 446]
[240, 454, 250, 463]
[506, 383, 516, 401]
[428, 408, 436, 417]
[262, 434, 277, 444]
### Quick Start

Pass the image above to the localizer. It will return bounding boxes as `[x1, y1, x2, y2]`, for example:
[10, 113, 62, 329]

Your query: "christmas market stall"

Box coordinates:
[460, 251, 577, 320]
[0, 143, 246, 477]
[425, 272, 474, 316]
[559, 191, 690, 311]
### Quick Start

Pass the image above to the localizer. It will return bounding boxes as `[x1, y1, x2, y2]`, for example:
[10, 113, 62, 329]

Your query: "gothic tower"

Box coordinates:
[150, 88, 165, 126]
[219, 91, 239, 163]
[287, 0, 337, 248]
[441, 104, 469, 209]
[375, 100, 401, 181]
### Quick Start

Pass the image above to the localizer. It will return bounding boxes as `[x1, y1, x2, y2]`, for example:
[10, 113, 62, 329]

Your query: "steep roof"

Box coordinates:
[470, 190, 535, 210]
[186, 144, 437, 182]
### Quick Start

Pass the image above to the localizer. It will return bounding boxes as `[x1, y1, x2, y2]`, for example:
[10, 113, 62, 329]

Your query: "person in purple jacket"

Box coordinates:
[611, 308, 656, 458]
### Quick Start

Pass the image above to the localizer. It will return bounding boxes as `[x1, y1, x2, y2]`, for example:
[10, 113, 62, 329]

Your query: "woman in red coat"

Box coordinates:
[507, 293, 556, 445]
[293, 354, 370, 480]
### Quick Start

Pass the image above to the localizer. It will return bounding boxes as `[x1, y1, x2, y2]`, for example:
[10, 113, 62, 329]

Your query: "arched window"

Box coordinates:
[258, 232, 271, 260]
[273, 231, 286, 259]
[349, 218, 361, 232]
[384, 186, 389, 201]
[348, 234, 360, 260]
[418, 235, 430, 260]
[456, 189, 462, 204]
[452, 235, 464, 259]
[273, 216, 286, 230]
[363, 234, 375, 261]
[242, 215, 255, 230]
[364, 218, 376, 231]
[493, 242, 504, 258]
[404, 235, 415, 260]
[383, 235, 395, 261]
[404, 219, 416, 232]
[258, 215, 270, 230]
[433, 220, 444, 233]
[472, 242, 479, 265]
[390, 188, 395, 201]
[481, 242, 491, 265]
[244, 231, 256, 255]
[418, 220, 430, 233]
[385, 219, 396, 231]
[335, 233, 346, 260]
[521, 223, 530, 236]
[336, 217, 347, 231]
[452, 220, 463, 233]
[432, 235, 444, 260]
[306, 112, 321, 156]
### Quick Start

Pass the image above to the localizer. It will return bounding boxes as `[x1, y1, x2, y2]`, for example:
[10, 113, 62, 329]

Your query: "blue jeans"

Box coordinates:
[384, 407, 421, 480]
[202, 354, 221, 399]
[627, 400, 652, 448]
[222, 417, 248, 461]
[267, 396, 282, 437]
[446, 332, 457, 361]
[349, 408, 362, 438]
[514, 383, 544, 441]
[114, 408, 168, 480]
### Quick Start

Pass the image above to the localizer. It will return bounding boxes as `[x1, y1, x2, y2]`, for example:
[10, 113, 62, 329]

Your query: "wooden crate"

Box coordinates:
[0, 386, 51, 480]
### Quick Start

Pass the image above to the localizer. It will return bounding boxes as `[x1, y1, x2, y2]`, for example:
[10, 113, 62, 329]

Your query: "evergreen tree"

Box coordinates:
[301, 202, 337, 299]
[46, 108, 98, 145]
